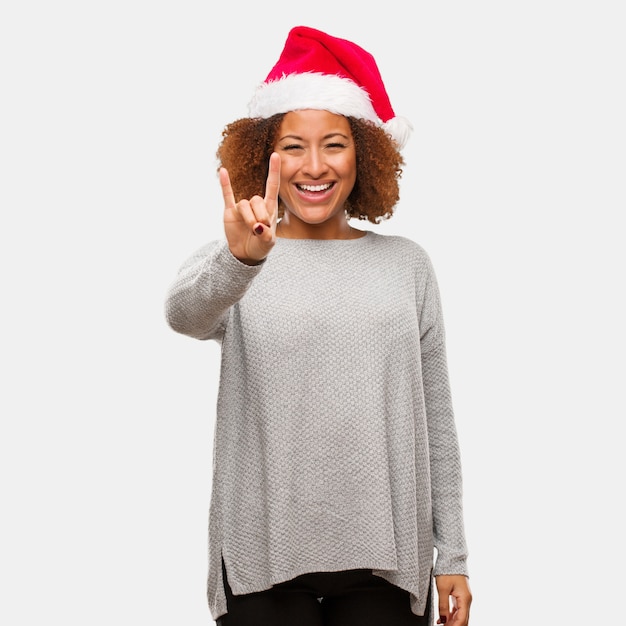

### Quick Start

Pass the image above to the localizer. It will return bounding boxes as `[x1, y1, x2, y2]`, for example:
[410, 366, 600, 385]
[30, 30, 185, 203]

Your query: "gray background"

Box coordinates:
[2, 1, 624, 624]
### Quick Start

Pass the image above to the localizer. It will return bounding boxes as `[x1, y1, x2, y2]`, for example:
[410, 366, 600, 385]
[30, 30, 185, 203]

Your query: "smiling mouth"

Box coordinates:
[296, 182, 334, 193]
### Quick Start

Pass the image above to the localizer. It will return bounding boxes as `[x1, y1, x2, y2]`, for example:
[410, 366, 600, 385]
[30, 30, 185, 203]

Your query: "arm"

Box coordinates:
[418, 255, 471, 625]
[422, 343, 472, 625]
[164, 240, 265, 341]
[422, 342, 468, 576]
[165, 153, 281, 340]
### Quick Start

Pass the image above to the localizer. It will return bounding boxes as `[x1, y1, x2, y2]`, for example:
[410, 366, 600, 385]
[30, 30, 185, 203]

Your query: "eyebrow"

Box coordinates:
[277, 132, 350, 142]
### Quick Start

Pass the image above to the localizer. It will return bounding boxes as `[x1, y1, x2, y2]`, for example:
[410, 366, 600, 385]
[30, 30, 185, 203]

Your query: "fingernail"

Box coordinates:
[254, 225, 264, 235]
[439, 617, 447, 624]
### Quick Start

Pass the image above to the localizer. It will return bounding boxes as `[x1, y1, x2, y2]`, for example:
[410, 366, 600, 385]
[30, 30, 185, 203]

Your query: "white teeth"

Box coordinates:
[298, 183, 332, 192]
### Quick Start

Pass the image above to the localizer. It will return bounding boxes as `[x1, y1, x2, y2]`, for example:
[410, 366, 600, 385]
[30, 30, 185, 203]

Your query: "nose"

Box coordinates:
[302, 147, 328, 178]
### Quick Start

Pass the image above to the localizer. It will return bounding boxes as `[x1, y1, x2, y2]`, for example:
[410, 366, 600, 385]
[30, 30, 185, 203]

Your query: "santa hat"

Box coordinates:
[248, 26, 412, 149]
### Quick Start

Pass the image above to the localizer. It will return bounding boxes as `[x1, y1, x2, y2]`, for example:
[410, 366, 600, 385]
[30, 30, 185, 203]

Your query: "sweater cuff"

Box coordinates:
[433, 552, 469, 578]
[213, 240, 266, 285]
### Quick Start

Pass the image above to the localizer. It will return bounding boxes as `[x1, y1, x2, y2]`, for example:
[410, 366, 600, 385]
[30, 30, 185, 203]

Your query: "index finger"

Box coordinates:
[219, 166, 237, 211]
[264, 152, 281, 215]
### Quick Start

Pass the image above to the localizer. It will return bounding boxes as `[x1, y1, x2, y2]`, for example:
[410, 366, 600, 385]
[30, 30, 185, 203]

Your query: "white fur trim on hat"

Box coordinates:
[248, 73, 379, 124]
[248, 72, 412, 149]
[383, 116, 413, 150]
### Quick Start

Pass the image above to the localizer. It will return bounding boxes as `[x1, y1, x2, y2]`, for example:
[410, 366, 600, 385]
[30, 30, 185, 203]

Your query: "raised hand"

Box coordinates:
[220, 152, 280, 265]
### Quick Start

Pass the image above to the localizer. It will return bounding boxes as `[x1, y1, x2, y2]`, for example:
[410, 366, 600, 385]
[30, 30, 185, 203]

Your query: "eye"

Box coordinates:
[281, 144, 303, 151]
[325, 142, 348, 150]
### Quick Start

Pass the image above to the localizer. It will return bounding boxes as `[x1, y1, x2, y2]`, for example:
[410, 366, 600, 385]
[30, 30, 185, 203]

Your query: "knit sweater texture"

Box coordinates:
[165, 231, 468, 620]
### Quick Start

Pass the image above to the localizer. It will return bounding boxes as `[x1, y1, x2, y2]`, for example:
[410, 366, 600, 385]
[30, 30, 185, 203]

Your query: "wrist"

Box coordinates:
[236, 255, 265, 266]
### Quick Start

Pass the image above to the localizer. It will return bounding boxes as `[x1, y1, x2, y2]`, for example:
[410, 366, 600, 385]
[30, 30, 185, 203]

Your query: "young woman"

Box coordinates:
[165, 25, 472, 626]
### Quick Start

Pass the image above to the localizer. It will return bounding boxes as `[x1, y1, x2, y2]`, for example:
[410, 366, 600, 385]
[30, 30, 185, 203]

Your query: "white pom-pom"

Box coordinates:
[383, 116, 413, 150]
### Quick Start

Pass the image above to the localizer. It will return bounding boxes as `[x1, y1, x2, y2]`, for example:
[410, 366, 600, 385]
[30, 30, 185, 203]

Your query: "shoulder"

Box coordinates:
[366, 231, 434, 269]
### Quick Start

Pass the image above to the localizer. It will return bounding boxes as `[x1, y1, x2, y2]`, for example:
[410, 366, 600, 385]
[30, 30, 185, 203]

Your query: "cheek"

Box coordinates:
[278, 179, 290, 202]
[338, 154, 357, 183]
[277, 159, 294, 187]
[342, 163, 357, 191]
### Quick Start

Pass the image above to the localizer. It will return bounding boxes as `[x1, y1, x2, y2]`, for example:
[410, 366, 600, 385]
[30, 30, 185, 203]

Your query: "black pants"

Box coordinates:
[217, 564, 431, 626]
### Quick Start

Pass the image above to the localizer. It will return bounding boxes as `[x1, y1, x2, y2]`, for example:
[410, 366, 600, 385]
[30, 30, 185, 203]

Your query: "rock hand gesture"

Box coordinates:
[220, 152, 280, 266]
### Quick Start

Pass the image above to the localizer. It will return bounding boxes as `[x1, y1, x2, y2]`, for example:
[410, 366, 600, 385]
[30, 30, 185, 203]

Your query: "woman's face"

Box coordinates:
[274, 109, 357, 233]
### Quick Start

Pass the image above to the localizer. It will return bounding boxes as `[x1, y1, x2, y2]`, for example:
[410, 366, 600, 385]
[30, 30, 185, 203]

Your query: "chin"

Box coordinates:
[296, 209, 336, 224]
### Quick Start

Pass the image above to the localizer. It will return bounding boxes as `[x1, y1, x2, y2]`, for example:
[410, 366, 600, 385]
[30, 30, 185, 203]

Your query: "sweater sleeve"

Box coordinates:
[419, 255, 469, 577]
[422, 343, 469, 576]
[164, 239, 265, 341]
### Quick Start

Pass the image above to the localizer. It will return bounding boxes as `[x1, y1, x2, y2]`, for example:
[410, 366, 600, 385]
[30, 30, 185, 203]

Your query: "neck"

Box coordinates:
[277, 214, 364, 240]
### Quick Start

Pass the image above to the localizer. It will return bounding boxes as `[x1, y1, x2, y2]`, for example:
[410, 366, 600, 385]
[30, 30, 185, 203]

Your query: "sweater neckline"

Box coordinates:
[275, 230, 374, 244]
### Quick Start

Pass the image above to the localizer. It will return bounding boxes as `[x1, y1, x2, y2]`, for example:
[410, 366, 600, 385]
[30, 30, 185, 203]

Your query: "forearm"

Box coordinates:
[165, 239, 264, 340]
[422, 341, 469, 576]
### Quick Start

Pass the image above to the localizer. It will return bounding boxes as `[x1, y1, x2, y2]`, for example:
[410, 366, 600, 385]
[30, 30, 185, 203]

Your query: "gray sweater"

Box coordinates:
[165, 231, 468, 620]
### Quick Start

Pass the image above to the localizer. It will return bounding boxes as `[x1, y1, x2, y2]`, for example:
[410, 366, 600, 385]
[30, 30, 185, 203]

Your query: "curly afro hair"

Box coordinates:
[216, 114, 404, 224]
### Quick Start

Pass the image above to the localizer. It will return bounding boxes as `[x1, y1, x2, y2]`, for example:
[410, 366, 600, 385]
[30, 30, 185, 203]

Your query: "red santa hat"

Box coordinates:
[248, 26, 412, 149]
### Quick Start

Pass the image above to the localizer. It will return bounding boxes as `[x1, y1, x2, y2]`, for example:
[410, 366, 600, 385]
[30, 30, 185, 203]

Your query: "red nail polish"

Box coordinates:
[254, 225, 264, 235]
